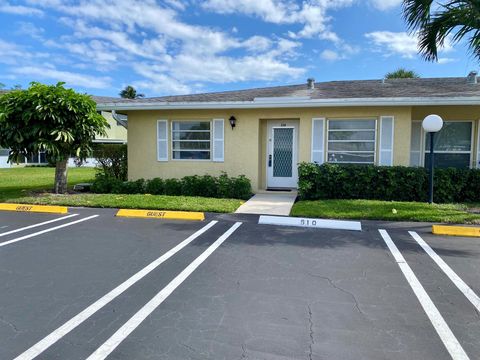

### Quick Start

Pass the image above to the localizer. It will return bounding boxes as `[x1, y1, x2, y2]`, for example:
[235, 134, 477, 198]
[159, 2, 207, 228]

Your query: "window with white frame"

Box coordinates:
[172, 121, 211, 160]
[327, 119, 376, 164]
[424, 121, 472, 169]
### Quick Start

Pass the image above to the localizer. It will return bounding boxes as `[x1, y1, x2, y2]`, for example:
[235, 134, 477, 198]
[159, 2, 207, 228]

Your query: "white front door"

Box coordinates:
[267, 120, 298, 188]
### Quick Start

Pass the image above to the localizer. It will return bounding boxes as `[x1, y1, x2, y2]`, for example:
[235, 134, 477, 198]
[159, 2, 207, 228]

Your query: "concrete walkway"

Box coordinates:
[235, 192, 297, 216]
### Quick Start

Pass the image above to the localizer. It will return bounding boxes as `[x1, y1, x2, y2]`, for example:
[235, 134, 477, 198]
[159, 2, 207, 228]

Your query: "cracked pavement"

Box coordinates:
[0, 209, 479, 359]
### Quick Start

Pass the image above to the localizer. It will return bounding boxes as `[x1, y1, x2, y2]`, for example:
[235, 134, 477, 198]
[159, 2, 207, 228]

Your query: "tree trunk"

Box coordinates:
[54, 159, 68, 194]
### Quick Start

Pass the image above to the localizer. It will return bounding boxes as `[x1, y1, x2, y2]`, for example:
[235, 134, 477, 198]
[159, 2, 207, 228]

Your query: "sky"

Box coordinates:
[0, 0, 476, 97]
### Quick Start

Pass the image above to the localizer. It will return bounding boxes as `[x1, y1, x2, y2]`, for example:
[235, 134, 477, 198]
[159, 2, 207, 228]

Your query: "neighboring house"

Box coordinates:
[96, 74, 479, 192]
[0, 94, 127, 168]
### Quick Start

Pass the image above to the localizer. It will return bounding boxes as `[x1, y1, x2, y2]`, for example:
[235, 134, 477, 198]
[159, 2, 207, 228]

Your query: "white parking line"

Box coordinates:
[409, 231, 480, 312]
[378, 229, 469, 360]
[0, 215, 98, 248]
[0, 214, 78, 238]
[86, 221, 242, 360]
[13, 220, 218, 360]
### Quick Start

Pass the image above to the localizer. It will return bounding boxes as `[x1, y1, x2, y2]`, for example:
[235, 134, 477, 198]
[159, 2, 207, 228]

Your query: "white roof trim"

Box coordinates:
[253, 96, 311, 102]
[96, 96, 480, 111]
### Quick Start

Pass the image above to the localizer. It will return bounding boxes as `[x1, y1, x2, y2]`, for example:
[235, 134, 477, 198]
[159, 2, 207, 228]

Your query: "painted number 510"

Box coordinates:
[300, 219, 317, 227]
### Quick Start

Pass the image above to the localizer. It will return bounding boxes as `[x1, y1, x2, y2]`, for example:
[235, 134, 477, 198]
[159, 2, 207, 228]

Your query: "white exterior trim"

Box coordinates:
[379, 116, 395, 166]
[156, 119, 169, 162]
[311, 118, 325, 164]
[477, 119, 480, 168]
[212, 118, 224, 162]
[97, 96, 480, 111]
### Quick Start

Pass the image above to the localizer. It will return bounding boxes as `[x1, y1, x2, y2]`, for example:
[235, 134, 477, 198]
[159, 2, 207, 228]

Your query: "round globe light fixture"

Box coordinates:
[422, 114, 443, 133]
[422, 114, 444, 204]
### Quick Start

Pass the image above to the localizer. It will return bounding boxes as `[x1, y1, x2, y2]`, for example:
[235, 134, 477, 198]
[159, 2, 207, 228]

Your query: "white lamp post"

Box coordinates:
[422, 114, 444, 204]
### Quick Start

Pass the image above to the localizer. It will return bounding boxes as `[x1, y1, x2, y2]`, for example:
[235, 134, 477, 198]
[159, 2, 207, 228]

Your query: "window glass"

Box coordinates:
[39, 151, 47, 164]
[327, 119, 376, 164]
[172, 151, 210, 160]
[328, 131, 375, 141]
[172, 122, 210, 131]
[329, 120, 376, 130]
[425, 153, 471, 169]
[327, 152, 375, 163]
[172, 121, 211, 160]
[424, 121, 472, 169]
[425, 122, 472, 152]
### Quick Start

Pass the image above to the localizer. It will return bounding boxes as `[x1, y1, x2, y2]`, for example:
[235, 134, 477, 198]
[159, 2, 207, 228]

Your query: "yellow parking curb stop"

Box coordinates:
[0, 203, 68, 214]
[432, 224, 480, 238]
[116, 209, 205, 221]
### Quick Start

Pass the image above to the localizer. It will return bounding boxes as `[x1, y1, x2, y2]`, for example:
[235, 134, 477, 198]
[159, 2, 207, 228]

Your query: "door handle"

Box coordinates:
[268, 154, 272, 167]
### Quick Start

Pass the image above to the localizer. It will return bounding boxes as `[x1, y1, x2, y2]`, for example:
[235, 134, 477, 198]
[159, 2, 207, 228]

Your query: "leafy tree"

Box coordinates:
[0, 82, 109, 193]
[385, 68, 421, 79]
[403, 0, 480, 61]
[119, 85, 145, 99]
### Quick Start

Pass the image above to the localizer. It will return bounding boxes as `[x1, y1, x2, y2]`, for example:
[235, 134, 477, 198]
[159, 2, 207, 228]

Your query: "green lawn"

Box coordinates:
[15, 194, 243, 213]
[292, 199, 480, 224]
[0, 167, 244, 213]
[0, 167, 96, 202]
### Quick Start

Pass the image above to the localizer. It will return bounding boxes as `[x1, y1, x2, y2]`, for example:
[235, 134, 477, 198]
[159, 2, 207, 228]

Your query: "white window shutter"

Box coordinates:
[311, 118, 325, 164]
[379, 116, 394, 166]
[213, 118, 224, 162]
[410, 121, 422, 167]
[157, 119, 168, 162]
[477, 119, 480, 168]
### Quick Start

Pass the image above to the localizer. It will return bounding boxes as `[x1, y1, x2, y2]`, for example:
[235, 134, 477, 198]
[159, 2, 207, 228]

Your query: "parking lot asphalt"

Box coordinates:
[0, 208, 479, 360]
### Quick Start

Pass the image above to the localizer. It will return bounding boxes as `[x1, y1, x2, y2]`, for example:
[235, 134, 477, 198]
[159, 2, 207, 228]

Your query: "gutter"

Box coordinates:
[96, 96, 480, 111]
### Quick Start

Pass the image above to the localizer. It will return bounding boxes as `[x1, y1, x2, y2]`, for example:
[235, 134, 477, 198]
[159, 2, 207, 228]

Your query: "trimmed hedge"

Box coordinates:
[92, 173, 252, 200]
[298, 162, 480, 203]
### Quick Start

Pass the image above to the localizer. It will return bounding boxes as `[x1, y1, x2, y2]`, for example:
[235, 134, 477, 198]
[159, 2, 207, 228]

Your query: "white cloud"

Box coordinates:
[366, 31, 418, 58]
[12, 65, 111, 88]
[16, 0, 306, 94]
[368, 0, 402, 11]
[438, 58, 456, 64]
[0, 39, 49, 64]
[0, 1, 43, 16]
[16, 21, 44, 40]
[202, 0, 355, 40]
[365, 31, 454, 59]
[320, 49, 342, 61]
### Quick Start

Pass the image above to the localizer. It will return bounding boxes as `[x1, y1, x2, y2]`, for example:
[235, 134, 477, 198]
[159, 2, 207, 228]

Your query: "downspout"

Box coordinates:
[110, 110, 128, 129]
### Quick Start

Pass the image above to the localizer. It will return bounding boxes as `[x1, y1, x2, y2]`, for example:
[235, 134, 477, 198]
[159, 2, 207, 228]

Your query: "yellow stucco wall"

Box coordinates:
[96, 111, 128, 143]
[126, 105, 480, 192]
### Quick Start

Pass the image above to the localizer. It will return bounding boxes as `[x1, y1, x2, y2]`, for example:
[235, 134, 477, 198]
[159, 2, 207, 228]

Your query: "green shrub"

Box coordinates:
[229, 175, 252, 200]
[164, 178, 182, 196]
[91, 173, 252, 200]
[298, 162, 480, 203]
[181, 175, 218, 197]
[93, 144, 127, 180]
[91, 174, 123, 194]
[115, 179, 145, 194]
[145, 178, 164, 195]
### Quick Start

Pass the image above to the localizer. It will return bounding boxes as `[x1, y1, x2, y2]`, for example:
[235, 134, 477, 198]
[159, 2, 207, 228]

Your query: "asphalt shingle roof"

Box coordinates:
[96, 77, 480, 104]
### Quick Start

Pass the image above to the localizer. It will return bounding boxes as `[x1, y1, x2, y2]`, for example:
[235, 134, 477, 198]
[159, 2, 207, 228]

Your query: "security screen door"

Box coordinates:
[267, 121, 298, 188]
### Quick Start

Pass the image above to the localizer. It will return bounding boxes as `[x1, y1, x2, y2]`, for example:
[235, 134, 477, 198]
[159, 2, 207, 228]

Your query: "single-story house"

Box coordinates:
[0, 94, 127, 168]
[96, 74, 480, 193]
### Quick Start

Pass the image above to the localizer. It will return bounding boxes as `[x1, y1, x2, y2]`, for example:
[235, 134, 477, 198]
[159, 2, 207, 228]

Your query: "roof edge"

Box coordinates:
[96, 96, 480, 111]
